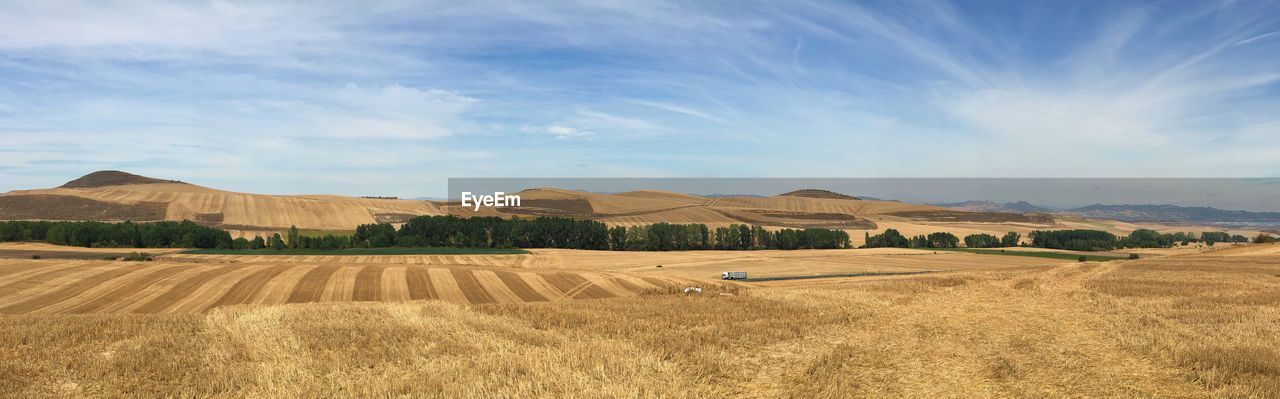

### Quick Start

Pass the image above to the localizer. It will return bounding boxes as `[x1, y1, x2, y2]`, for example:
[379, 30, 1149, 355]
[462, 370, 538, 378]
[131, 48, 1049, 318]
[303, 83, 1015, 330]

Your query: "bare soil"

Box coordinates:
[888, 210, 1055, 224]
[0, 194, 167, 221]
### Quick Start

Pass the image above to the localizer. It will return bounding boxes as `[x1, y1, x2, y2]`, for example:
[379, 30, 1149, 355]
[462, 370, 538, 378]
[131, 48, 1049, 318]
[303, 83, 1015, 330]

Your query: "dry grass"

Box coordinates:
[0, 249, 1276, 397]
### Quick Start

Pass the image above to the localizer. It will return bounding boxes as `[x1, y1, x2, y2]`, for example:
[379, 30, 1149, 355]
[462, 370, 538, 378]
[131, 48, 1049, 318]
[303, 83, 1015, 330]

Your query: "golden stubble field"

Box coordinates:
[0, 245, 1277, 397]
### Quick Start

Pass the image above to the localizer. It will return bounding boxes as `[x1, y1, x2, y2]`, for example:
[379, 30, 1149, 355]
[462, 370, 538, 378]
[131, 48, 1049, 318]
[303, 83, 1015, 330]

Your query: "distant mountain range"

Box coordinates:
[933, 200, 1053, 213]
[1061, 204, 1280, 226]
[936, 201, 1280, 227]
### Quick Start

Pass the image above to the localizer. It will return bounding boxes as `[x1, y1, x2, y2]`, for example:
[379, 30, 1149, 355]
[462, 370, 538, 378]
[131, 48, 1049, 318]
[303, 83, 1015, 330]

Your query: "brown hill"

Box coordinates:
[2, 171, 442, 234]
[59, 170, 184, 188]
[0, 171, 1095, 245]
[779, 189, 860, 200]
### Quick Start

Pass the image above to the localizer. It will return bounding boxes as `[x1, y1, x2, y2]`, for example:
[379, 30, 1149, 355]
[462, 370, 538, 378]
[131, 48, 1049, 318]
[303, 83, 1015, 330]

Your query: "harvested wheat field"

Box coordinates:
[1, 246, 1277, 397]
[0, 258, 698, 314]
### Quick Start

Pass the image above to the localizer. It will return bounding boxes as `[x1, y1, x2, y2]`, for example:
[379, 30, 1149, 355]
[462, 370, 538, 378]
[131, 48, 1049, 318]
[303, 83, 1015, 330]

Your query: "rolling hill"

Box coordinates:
[14, 170, 1258, 244]
[0, 171, 443, 234]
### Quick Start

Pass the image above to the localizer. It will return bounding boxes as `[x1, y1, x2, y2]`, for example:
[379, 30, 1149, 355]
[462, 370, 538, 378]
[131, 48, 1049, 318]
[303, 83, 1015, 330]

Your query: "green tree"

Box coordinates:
[1001, 232, 1021, 247]
[964, 233, 1001, 248]
[270, 233, 285, 250]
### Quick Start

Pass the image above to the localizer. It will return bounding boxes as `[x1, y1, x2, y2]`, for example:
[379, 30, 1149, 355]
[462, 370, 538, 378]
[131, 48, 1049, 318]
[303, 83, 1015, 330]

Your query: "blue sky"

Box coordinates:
[1, 0, 1278, 197]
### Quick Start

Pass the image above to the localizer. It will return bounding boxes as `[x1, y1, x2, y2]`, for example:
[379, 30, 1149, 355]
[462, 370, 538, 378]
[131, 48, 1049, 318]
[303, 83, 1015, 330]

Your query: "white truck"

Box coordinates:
[721, 271, 747, 280]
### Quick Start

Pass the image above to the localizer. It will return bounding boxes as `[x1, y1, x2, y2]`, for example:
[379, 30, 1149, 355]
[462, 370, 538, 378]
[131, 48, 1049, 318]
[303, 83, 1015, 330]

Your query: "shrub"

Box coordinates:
[122, 252, 153, 262]
[1077, 255, 1087, 263]
[1128, 253, 1140, 260]
[30, 254, 40, 260]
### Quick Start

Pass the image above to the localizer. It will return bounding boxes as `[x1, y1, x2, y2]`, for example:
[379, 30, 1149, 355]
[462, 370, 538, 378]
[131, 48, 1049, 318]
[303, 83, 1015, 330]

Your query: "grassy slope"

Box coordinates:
[1, 255, 1275, 397]
[181, 247, 529, 255]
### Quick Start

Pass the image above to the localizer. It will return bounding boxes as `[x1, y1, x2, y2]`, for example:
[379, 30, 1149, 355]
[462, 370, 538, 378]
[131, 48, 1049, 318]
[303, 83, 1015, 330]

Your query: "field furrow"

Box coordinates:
[404, 267, 437, 300]
[380, 267, 410, 302]
[0, 251, 732, 314]
[206, 264, 293, 309]
[60, 265, 187, 314]
[320, 266, 361, 302]
[605, 274, 649, 294]
[0, 264, 137, 314]
[286, 265, 342, 304]
[249, 264, 315, 305]
[517, 272, 570, 301]
[471, 270, 525, 303]
[132, 265, 242, 313]
[0, 261, 89, 294]
[352, 265, 386, 301]
[450, 269, 496, 304]
[427, 268, 468, 303]
[103, 265, 217, 313]
[579, 273, 634, 297]
[492, 270, 548, 302]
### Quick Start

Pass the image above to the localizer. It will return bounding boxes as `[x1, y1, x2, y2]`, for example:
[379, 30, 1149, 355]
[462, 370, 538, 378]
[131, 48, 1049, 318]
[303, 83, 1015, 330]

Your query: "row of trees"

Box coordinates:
[0, 220, 232, 249]
[343, 216, 850, 251]
[1031, 229, 1254, 251]
[610, 223, 849, 250]
[863, 228, 1264, 251]
[962, 232, 1022, 248]
[1029, 230, 1121, 251]
[862, 230, 954, 249]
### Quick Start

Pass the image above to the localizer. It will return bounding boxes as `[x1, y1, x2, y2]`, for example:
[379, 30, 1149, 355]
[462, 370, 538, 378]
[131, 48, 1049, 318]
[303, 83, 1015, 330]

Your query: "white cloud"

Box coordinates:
[546, 125, 594, 139]
[520, 125, 595, 140]
[3, 0, 1280, 194]
[631, 100, 726, 124]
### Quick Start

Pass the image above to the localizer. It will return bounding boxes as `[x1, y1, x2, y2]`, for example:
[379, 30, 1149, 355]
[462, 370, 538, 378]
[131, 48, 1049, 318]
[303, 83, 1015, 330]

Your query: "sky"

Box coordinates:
[1, 0, 1279, 198]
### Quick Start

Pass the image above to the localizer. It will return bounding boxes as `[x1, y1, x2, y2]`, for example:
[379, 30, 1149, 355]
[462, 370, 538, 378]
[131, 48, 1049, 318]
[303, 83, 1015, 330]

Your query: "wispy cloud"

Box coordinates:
[2, 0, 1279, 195]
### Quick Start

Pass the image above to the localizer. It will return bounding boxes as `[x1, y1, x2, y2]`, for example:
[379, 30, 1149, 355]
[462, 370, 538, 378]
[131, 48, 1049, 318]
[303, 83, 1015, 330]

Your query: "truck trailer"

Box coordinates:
[721, 271, 747, 280]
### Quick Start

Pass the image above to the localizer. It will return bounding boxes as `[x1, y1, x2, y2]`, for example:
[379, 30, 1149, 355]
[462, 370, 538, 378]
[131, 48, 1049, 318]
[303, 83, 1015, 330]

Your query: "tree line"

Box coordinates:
[861, 229, 994, 249]
[343, 216, 850, 251]
[863, 228, 1259, 251]
[0, 220, 232, 249]
[1031, 229, 1252, 251]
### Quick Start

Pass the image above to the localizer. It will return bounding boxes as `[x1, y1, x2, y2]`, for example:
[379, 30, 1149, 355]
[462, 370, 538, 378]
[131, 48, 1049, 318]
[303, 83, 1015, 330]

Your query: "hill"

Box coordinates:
[58, 170, 184, 188]
[936, 200, 1052, 213]
[28, 171, 1261, 244]
[1060, 204, 1280, 227]
[1, 171, 443, 234]
[779, 189, 860, 200]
